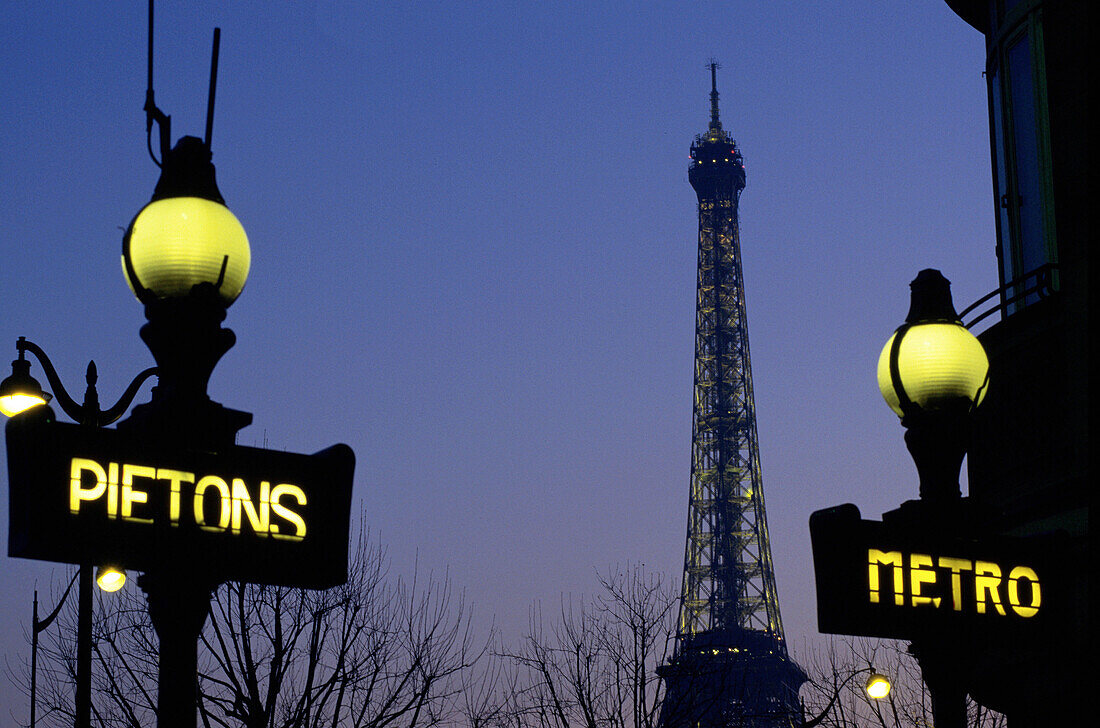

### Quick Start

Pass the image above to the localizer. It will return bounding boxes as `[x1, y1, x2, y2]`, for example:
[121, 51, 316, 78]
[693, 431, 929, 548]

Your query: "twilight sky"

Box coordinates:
[1, 1, 994, 718]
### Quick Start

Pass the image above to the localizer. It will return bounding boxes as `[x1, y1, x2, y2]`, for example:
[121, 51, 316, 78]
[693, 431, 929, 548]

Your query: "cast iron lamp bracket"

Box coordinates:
[4, 337, 157, 427]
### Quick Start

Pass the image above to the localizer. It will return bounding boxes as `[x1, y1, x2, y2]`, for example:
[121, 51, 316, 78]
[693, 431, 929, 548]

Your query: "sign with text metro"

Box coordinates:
[6, 413, 355, 589]
[809, 503, 1063, 641]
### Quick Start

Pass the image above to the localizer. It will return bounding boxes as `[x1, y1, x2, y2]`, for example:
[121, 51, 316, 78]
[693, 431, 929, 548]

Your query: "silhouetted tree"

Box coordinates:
[14, 529, 488, 728]
[500, 565, 678, 728]
[18, 557, 1012, 728]
[797, 637, 1007, 728]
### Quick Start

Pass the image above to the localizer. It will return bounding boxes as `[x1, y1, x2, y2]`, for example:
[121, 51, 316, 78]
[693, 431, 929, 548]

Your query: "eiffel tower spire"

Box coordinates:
[708, 60, 722, 133]
[658, 63, 805, 728]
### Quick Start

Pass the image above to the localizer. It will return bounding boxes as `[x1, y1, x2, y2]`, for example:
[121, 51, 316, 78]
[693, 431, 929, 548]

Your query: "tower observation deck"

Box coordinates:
[657, 63, 805, 728]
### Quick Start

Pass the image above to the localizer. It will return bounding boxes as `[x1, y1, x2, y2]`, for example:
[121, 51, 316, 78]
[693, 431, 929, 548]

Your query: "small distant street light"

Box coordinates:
[804, 665, 891, 728]
[95, 566, 127, 593]
[2, 337, 156, 728]
[865, 671, 891, 699]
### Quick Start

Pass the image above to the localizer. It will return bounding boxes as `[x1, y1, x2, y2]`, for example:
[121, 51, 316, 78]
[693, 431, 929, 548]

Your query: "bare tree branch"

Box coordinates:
[17, 527, 490, 728]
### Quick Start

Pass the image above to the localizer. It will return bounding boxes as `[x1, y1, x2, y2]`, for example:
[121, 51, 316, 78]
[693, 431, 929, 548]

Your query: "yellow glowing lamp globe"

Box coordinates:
[865, 673, 891, 699]
[123, 196, 250, 304]
[96, 566, 126, 592]
[877, 323, 989, 416]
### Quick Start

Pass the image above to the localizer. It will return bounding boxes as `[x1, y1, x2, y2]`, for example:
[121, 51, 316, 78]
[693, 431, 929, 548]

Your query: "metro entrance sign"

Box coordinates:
[7, 411, 355, 589]
[809, 503, 1061, 641]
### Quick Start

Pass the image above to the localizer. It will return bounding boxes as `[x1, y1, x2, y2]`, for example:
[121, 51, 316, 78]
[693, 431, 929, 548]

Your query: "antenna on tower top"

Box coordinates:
[141, 0, 223, 166]
[707, 59, 722, 131]
[144, 0, 170, 167]
[205, 28, 221, 151]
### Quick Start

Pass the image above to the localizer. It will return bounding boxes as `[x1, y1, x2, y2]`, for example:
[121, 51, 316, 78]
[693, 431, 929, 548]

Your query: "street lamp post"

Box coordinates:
[116, 130, 251, 728]
[30, 573, 77, 728]
[876, 269, 990, 728]
[1, 338, 156, 728]
[5, 13, 353, 728]
[4, 129, 252, 728]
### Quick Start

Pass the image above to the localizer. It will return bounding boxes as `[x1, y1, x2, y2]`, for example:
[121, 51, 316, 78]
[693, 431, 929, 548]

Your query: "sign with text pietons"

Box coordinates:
[809, 503, 1063, 642]
[6, 413, 355, 589]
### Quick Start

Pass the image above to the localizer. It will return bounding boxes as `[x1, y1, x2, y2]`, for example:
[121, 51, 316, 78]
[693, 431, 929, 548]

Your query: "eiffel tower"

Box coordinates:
[657, 63, 805, 728]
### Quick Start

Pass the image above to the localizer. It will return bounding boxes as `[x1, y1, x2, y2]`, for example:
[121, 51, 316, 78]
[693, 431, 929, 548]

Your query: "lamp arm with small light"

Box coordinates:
[34, 570, 80, 634]
[13, 337, 158, 426]
[802, 665, 890, 728]
[16, 337, 84, 421]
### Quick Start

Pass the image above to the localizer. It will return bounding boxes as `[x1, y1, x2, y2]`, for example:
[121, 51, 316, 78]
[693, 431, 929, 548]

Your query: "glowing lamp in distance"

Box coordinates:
[96, 565, 127, 592]
[865, 672, 891, 699]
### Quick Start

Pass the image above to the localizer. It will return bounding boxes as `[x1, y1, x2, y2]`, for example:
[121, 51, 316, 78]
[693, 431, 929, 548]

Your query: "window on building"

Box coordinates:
[987, 4, 1056, 311]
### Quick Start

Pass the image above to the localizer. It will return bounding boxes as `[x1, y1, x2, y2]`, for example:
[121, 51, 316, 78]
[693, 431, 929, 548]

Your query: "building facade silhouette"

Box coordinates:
[657, 64, 805, 728]
[940, 1, 1089, 723]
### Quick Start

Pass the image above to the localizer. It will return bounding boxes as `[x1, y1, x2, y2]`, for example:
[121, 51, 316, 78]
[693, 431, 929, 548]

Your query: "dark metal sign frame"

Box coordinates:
[7, 413, 354, 589]
[809, 503, 1062, 642]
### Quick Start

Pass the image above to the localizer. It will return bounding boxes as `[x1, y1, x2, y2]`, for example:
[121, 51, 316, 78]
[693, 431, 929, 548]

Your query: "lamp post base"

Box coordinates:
[139, 572, 218, 728]
[76, 565, 92, 728]
[909, 642, 968, 728]
[901, 400, 972, 504]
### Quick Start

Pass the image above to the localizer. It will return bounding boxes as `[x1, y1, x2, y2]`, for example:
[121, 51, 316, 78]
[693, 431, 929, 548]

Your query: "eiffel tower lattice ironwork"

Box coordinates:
[657, 63, 806, 728]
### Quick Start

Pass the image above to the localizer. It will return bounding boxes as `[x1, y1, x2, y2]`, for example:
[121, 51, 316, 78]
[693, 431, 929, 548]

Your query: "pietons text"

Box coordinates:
[69, 457, 307, 541]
